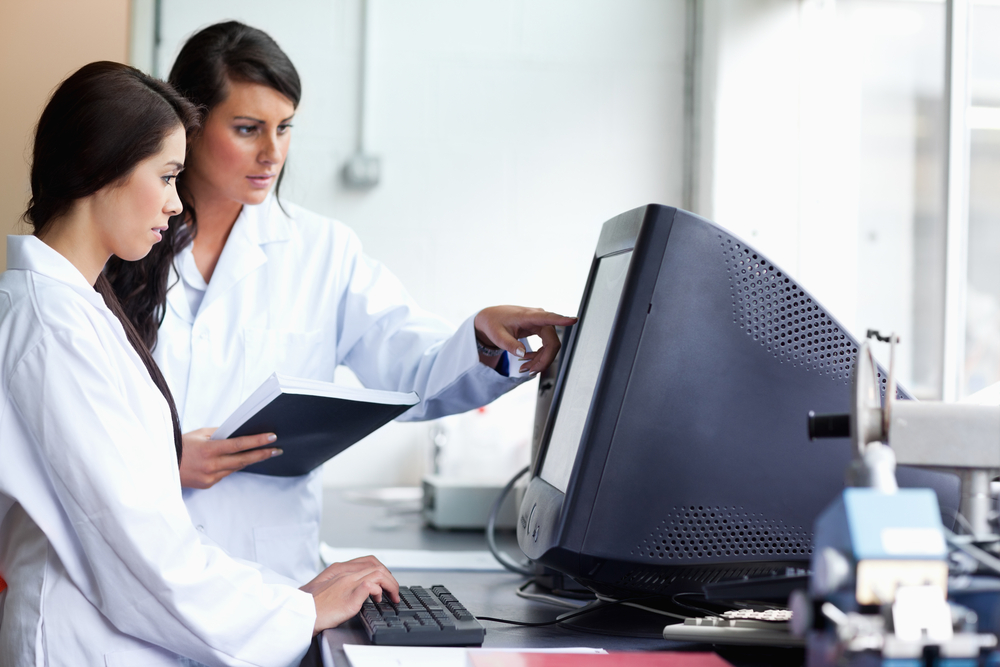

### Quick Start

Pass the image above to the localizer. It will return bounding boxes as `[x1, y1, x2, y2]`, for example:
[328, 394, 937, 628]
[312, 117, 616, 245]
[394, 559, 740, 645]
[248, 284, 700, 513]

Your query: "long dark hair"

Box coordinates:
[106, 21, 302, 350]
[25, 61, 198, 463]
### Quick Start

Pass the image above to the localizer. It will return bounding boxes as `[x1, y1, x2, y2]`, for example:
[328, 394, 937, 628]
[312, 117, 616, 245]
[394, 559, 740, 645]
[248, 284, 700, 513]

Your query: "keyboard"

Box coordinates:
[358, 585, 486, 646]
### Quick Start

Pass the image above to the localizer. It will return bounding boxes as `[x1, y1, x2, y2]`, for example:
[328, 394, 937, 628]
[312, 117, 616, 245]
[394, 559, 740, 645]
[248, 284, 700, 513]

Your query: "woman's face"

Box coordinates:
[92, 126, 186, 261]
[185, 80, 296, 207]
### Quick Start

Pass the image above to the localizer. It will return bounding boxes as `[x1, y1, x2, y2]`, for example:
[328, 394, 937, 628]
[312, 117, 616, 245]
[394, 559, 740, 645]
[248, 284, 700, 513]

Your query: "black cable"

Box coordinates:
[670, 592, 729, 618]
[486, 465, 534, 576]
[477, 594, 656, 627]
[515, 579, 595, 609]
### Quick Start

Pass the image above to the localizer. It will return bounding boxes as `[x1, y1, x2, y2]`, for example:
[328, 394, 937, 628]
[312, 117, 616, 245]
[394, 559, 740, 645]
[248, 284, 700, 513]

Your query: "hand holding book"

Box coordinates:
[179, 428, 283, 489]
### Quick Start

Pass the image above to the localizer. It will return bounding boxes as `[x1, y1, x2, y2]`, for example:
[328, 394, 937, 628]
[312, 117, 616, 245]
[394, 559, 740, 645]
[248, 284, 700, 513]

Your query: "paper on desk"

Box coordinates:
[321, 543, 507, 571]
[343, 645, 605, 667]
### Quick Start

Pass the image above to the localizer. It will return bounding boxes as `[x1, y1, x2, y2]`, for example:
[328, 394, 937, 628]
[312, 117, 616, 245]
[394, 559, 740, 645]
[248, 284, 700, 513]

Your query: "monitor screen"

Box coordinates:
[540, 250, 632, 493]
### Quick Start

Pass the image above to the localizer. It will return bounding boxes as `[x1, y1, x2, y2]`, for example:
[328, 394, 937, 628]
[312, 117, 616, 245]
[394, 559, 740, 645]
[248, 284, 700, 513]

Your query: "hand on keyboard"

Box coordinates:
[359, 585, 486, 646]
[301, 555, 401, 635]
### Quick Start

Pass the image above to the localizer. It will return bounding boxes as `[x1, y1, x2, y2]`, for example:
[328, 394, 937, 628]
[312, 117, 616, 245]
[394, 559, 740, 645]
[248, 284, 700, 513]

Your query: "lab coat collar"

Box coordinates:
[245, 194, 293, 245]
[6, 235, 107, 309]
[165, 251, 195, 324]
[196, 195, 291, 316]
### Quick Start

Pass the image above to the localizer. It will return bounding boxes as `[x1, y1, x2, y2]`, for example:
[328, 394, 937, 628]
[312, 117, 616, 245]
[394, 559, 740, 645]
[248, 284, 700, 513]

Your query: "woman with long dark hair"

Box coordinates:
[0, 61, 398, 667]
[107, 21, 575, 584]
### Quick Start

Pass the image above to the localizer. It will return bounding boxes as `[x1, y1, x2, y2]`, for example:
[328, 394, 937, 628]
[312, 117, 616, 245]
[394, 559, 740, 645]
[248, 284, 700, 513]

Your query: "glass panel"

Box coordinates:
[840, 0, 947, 399]
[966, 2, 1000, 396]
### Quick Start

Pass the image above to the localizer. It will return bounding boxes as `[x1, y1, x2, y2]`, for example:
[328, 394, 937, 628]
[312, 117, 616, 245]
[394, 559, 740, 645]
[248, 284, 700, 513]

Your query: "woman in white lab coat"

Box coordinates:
[0, 61, 399, 667]
[106, 22, 575, 584]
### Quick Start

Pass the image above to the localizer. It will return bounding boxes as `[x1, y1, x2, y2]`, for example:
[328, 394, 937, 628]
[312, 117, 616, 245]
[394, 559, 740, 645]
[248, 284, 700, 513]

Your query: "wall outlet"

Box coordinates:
[342, 153, 381, 188]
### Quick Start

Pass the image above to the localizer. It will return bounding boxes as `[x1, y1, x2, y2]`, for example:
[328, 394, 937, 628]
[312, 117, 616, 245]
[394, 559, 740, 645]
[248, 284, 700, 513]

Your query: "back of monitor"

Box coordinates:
[520, 205, 958, 598]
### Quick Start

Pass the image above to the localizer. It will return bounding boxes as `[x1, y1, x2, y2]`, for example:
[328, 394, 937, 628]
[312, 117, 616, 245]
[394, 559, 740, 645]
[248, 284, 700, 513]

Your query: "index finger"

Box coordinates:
[219, 432, 277, 455]
[520, 310, 577, 331]
[369, 567, 400, 604]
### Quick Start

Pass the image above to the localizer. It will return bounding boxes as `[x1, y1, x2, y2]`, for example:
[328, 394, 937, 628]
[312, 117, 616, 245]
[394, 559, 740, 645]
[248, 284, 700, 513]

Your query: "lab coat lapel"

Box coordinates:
[197, 198, 292, 316]
[164, 260, 194, 324]
[198, 208, 267, 315]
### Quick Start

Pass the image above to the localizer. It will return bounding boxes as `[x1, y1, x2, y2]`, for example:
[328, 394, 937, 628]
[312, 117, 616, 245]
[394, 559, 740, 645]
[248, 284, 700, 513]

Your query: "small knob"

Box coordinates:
[807, 411, 850, 440]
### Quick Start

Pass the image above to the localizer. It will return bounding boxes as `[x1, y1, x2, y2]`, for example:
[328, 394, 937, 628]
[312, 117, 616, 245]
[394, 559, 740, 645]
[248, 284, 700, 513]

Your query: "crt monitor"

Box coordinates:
[517, 205, 958, 599]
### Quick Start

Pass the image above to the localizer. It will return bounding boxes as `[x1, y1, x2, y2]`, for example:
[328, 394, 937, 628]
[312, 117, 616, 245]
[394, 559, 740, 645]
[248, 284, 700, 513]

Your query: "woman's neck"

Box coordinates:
[185, 181, 243, 283]
[37, 203, 110, 286]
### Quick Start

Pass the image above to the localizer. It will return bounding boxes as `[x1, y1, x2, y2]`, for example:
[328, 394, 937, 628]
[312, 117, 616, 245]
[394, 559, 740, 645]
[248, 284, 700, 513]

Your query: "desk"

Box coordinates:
[318, 490, 803, 667]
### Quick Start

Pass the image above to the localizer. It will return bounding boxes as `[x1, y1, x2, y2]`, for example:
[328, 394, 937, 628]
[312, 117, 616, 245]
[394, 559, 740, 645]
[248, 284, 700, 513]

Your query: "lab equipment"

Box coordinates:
[422, 476, 519, 530]
[801, 335, 999, 665]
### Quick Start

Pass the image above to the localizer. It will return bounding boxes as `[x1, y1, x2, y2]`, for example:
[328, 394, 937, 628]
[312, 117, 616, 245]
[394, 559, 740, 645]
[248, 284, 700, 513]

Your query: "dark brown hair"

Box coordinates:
[107, 21, 301, 350]
[26, 61, 198, 463]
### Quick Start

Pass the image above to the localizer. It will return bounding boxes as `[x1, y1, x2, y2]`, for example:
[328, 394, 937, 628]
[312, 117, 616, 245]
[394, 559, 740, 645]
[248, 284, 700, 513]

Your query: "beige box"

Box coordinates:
[422, 475, 521, 530]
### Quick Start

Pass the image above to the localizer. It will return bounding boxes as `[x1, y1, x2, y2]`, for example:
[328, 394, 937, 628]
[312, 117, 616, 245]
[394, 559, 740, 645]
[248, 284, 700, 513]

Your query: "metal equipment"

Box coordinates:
[802, 332, 1000, 666]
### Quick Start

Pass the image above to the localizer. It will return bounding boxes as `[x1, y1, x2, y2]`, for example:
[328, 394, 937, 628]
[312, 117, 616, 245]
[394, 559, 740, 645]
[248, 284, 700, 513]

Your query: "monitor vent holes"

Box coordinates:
[635, 506, 813, 562]
[617, 565, 788, 594]
[719, 236, 857, 384]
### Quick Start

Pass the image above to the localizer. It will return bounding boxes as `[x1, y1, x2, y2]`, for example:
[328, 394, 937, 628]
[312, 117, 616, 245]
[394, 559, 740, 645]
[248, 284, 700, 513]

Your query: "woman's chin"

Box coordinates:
[116, 246, 156, 263]
[240, 186, 273, 206]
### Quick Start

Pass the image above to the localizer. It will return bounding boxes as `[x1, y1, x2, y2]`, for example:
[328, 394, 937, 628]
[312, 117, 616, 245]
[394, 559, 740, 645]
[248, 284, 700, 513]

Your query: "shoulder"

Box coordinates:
[0, 269, 111, 362]
[2, 271, 99, 332]
[269, 198, 365, 257]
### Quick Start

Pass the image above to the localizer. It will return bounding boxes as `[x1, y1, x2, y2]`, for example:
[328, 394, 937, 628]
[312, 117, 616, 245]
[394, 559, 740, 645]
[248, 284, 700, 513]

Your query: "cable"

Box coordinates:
[954, 513, 988, 538]
[486, 465, 534, 576]
[593, 593, 688, 621]
[479, 590, 723, 627]
[477, 594, 657, 627]
[516, 579, 592, 610]
[945, 527, 1000, 576]
[669, 592, 728, 618]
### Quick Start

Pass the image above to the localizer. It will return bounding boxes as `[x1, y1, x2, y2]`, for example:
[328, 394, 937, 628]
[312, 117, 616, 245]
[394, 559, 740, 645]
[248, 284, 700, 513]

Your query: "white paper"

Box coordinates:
[342, 644, 606, 667]
[320, 544, 507, 571]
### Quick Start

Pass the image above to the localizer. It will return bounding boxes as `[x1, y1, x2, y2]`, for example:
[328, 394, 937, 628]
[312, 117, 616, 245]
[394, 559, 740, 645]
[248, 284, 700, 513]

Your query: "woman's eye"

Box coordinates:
[277, 124, 293, 134]
[162, 175, 176, 186]
[235, 125, 258, 135]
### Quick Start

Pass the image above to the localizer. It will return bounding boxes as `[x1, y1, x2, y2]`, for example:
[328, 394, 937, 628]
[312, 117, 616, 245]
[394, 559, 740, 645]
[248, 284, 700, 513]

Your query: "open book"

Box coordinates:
[211, 373, 419, 477]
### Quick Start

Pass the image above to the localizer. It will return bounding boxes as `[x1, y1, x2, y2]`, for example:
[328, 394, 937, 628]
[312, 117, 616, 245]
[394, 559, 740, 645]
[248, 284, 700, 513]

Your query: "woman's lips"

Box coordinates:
[247, 174, 276, 188]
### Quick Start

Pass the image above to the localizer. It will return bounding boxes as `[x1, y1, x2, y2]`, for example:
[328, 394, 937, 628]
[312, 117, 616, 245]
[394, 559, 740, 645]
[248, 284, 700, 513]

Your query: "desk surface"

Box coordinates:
[318, 489, 803, 667]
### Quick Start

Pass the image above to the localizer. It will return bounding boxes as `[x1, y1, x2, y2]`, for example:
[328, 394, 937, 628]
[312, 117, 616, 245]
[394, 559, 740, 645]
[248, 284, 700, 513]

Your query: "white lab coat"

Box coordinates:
[155, 196, 526, 583]
[0, 236, 315, 667]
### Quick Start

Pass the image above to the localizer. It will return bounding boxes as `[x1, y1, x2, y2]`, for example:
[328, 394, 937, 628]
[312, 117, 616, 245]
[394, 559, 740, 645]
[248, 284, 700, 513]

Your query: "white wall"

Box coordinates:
[155, 0, 688, 485]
